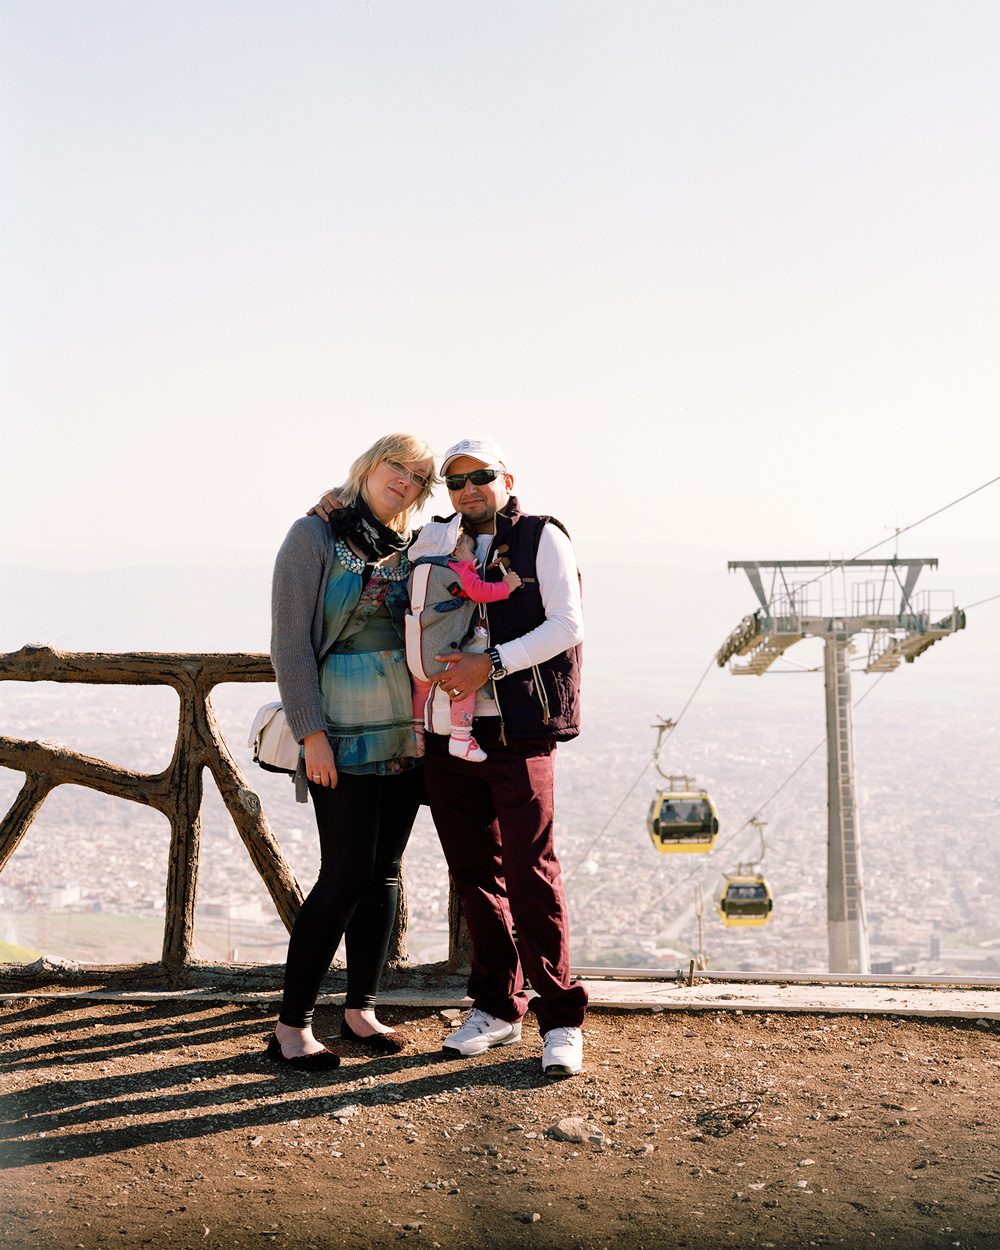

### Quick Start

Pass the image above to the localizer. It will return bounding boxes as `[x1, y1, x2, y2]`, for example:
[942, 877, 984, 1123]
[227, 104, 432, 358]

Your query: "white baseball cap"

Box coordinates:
[441, 437, 508, 476]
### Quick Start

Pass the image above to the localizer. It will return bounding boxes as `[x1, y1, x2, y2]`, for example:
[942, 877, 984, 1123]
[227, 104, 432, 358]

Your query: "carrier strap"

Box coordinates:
[404, 564, 433, 683]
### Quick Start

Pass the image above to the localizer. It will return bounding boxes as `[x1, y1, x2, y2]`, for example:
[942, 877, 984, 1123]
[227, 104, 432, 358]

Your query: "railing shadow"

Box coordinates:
[0, 998, 549, 1171]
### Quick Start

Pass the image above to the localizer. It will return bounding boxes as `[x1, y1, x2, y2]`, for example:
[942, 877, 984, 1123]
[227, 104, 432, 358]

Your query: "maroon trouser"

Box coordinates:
[424, 721, 588, 1036]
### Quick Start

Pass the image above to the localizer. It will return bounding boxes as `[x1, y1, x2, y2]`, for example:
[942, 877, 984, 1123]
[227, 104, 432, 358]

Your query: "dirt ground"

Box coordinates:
[2, 994, 1000, 1250]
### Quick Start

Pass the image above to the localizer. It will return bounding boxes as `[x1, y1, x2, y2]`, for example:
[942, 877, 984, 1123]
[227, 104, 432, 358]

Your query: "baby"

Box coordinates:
[407, 520, 521, 762]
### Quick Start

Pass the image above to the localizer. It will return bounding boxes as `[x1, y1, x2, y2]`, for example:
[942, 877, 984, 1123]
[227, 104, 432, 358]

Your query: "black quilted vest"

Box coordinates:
[481, 496, 582, 743]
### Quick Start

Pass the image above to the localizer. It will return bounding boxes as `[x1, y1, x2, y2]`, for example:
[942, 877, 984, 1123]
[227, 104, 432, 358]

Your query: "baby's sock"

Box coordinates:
[449, 730, 487, 763]
[412, 719, 425, 757]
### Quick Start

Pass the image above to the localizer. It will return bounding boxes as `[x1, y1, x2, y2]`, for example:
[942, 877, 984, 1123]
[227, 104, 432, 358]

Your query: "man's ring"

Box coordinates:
[311, 773, 321, 780]
[452, 688, 460, 696]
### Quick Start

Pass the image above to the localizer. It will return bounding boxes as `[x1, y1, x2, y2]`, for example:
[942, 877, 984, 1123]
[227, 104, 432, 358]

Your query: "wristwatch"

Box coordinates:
[487, 647, 508, 681]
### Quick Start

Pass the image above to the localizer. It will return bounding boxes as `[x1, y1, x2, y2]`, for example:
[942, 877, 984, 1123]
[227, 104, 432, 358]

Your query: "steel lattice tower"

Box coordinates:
[716, 558, 965, 974]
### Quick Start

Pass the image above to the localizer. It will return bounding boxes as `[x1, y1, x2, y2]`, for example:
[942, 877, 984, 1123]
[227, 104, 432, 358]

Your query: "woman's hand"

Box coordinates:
[303, 731, 338, 788]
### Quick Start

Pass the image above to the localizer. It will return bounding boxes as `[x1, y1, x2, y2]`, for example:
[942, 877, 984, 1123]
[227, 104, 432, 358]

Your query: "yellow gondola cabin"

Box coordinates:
[647, 782, 719, 854]
[717, 874, 773, 926]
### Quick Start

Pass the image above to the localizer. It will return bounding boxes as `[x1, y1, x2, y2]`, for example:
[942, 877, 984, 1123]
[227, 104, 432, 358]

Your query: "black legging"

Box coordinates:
[278, 767, 424, 1029]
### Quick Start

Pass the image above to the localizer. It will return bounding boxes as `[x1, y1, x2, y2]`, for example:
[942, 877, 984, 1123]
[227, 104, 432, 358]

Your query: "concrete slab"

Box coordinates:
[580, 979, 1000, 1019]
[4, 978, 1000, 1020]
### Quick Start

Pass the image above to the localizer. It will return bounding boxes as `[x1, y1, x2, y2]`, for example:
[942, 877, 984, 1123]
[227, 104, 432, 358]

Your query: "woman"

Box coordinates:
[267, 433, 436, 1069]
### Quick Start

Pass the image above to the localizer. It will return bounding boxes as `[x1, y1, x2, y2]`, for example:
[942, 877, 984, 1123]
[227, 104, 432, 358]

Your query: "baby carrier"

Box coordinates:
[405, 557, 478, 683]
[405, 516, 481, 736]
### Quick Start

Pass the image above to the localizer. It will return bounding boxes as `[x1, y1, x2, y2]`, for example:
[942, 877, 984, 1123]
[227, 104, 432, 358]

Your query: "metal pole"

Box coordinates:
[823, 635, 870, 973]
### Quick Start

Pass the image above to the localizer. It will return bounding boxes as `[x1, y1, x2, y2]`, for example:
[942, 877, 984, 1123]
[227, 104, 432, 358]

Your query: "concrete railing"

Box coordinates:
[0, 644, 422, 978]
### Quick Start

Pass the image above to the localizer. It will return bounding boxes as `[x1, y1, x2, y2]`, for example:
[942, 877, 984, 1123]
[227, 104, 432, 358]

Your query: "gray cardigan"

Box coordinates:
[270, 515, 350, 744]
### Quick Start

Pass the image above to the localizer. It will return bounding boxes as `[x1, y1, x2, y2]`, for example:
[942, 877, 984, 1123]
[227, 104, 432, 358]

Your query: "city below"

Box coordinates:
[1, 680, 998, 980]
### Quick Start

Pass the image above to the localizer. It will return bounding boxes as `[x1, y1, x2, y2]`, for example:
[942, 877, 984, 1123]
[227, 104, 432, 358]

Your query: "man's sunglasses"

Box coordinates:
[444, 468, 503, 491]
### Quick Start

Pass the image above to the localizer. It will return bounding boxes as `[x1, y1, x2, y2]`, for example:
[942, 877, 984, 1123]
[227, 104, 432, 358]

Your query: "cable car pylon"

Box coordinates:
[716, 557, 965, 973]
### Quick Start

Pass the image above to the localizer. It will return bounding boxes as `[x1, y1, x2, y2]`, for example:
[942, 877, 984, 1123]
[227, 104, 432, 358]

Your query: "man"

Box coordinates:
[313, 436, 586, 1077]
[426, 437, 586, 1078]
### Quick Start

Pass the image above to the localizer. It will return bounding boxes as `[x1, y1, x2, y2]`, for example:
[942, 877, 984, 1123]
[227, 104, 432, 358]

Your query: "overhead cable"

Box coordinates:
[850, 471, 1000, 561]
[563, 653, 717, 883]
[963, 591, 1000, 611]
[760, 470, 1000, 610]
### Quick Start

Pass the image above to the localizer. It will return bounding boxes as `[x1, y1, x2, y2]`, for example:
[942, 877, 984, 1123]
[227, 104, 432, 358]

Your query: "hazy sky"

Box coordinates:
[2, 2, 998, 905]
[3, 0, 999, 580]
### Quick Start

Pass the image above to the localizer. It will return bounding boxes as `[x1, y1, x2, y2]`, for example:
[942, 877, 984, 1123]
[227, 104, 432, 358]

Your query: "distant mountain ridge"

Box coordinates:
[2, 562, 995, 708]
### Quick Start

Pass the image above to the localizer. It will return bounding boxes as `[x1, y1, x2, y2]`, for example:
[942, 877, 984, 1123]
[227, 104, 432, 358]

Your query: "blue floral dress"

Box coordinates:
[318, 544, 418, 775]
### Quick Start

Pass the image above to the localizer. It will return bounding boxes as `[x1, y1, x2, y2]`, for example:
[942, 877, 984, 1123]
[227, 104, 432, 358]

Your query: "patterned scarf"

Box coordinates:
[327, 495, 409, 563]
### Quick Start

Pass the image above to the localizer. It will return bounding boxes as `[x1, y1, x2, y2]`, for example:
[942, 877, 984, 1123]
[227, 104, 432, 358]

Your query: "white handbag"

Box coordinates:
[248, 702, 302, 775]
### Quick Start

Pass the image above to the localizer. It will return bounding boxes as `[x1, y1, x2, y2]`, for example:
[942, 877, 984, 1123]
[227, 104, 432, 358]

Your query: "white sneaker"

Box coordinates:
[442, 1008, 522, 1057]
[542, 1026, 583, 1078]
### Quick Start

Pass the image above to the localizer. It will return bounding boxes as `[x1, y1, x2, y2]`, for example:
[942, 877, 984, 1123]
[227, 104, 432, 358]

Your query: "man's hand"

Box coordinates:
[434, 652, 493, 701]
[307, 488, 345, 521]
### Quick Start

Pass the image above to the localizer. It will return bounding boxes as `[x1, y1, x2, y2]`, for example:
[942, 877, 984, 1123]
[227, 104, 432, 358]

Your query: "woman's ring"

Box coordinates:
[452, 688, 460, 696]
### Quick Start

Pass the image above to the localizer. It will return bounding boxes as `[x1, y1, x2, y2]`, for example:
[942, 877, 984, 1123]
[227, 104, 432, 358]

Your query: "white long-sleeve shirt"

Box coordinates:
[471, 523, 584, 718]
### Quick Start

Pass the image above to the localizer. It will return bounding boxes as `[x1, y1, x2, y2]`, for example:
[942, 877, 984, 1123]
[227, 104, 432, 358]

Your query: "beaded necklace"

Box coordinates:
[335, 537, 410, 582]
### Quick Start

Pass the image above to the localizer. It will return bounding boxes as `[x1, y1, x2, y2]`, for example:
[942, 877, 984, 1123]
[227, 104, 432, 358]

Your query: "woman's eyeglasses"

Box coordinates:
[384, 459, 430, 491]
[444, 468, 502, 491]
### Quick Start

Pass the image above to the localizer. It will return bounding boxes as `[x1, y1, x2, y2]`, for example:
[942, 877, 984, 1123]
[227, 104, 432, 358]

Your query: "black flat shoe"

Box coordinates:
[339, 1019, 409, 1055]
[266, 1033, 340, 1071]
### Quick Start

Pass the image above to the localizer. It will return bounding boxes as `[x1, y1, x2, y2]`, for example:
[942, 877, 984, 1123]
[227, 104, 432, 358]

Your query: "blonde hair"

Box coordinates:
[342, 433, 439, 534]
